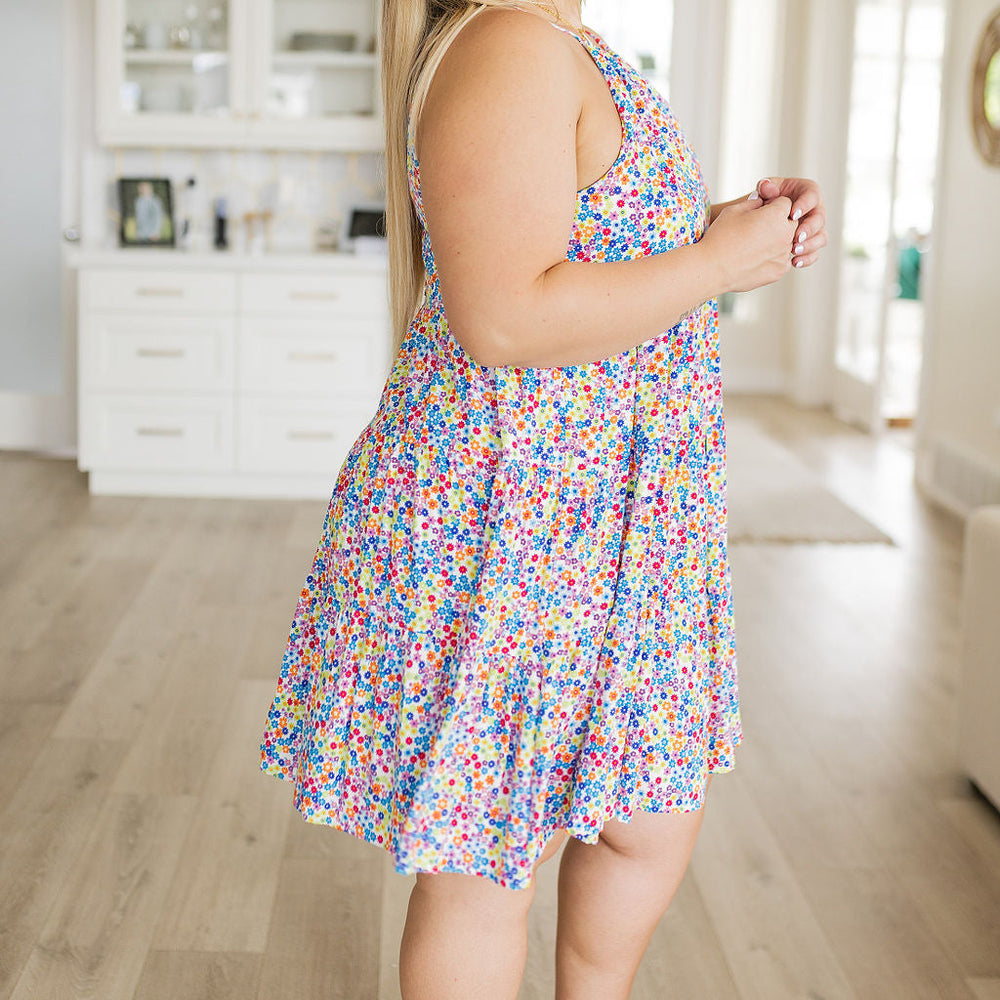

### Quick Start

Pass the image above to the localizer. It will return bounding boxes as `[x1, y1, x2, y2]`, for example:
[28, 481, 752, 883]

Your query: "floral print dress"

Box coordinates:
[259, 11, 743, 891]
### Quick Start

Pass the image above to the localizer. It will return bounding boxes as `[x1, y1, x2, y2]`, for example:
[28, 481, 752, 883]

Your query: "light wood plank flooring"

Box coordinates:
[1, 392, 998, 999]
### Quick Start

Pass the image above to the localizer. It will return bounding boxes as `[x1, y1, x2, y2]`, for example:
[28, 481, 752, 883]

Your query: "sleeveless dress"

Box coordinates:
[259, 12, 743, 891]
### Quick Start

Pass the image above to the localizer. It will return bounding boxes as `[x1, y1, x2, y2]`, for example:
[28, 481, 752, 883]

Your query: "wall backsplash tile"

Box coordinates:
[86, 147, 384, 254]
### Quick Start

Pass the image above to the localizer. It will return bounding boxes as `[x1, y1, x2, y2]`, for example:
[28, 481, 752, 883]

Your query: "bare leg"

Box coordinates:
[554, 774, 714, 1000]
[399, 829, 568, 1000]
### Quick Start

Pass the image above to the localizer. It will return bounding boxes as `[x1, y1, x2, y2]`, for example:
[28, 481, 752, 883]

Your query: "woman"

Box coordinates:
[260, 0, 827, 997]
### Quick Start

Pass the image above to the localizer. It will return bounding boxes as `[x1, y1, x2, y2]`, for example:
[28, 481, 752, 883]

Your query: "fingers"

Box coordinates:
[758, 177, 782, 199]
[792, 209, 827, 247]
[792, 229, 827, 257]
[790, 192, 823, 224]
[756, 176, 824, 223]
[762, 194, 794, 219]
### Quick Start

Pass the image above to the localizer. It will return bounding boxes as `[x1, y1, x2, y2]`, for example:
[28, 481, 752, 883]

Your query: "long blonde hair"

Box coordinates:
[380, 0, 568, 361]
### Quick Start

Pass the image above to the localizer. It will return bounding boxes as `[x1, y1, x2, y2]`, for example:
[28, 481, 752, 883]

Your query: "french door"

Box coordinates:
[832, 0, 948, 431]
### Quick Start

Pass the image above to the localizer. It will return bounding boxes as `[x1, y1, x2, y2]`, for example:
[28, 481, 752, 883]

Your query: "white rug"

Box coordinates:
[724, 418, 896, 545]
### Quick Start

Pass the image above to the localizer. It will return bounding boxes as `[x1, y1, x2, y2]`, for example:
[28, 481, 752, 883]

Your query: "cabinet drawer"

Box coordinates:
[80, 269, 237, 313]
[238, 271, 388, 318]
[79, 393, 234, 472]
[236, 396, 376, 474]
[80, 314, 235, 392]
[238, 318, 388, 395]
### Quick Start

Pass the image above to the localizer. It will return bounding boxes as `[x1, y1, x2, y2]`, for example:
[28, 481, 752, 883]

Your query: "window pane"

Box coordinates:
[585, 0, 674, 99]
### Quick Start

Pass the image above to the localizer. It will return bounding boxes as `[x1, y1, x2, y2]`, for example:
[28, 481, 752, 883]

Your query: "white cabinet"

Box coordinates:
[74, 250, 392, 498]
[96, 0, 382, 150]
[81, 393, 236, 473]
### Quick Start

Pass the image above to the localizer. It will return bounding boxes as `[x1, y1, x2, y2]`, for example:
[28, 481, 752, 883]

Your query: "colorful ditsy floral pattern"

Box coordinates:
[259, 12, 743, 890]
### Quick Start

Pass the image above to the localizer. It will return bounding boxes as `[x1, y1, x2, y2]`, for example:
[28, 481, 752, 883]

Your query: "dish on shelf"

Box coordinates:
[287, 31, 356, 52]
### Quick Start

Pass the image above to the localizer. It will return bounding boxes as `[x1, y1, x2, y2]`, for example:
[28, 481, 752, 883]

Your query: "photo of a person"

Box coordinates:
[117, 177, 175, 246]
[134, 181, 166, 240]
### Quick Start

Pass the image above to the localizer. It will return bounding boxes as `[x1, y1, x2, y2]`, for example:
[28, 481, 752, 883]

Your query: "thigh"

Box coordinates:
[597, 774, 713, 865]
[413, 869, 537, 913]
[537, 828, 569, 867]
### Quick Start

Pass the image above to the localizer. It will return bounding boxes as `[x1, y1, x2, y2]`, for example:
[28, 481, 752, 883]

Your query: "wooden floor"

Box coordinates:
[1, 392, 998, 1000]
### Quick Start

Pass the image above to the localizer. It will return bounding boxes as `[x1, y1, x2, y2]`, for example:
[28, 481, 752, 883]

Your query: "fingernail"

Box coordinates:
[794, 259, 803, 267]
[798, 230, 807, 242]
[748, 190, 759, 200]
[792, 209, 803, 221]
[794, 243, 804, 254]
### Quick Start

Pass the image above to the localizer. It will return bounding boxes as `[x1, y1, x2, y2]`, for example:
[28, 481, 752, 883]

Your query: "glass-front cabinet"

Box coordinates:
[95, 0, 382, 150]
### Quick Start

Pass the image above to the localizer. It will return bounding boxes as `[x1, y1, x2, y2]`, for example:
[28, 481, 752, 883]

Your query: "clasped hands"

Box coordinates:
[751, 176, 828, 270]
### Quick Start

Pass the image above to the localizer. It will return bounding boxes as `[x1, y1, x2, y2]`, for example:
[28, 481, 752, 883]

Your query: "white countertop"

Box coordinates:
[65, 245, 388, 272]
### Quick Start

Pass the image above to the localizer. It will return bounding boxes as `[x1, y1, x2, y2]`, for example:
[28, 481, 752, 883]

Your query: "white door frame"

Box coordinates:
[786, 0, 857, 410]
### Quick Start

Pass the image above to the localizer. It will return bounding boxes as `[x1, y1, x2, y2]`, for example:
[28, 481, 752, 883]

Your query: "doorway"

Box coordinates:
[832, 0, 948, 436]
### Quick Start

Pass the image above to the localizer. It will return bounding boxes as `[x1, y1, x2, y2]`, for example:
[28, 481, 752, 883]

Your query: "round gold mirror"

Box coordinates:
[972, 8, 1000, 164]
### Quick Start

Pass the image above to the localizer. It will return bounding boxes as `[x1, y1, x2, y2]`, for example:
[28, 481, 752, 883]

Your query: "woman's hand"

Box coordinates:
[755, 177, 827, 269]
[701, 194, 798, 294]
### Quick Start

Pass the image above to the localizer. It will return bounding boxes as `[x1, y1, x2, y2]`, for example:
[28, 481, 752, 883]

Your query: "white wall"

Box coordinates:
[0, 0, 64, 395]
[915, 0, 1000, 506]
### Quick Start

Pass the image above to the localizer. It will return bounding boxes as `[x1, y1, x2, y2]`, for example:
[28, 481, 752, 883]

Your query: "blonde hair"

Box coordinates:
[380, 0, 568, 361]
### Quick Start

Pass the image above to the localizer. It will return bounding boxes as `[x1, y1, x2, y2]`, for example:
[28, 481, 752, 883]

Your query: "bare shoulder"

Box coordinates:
[447, 4, 575, 58]
[419, 6, 582, 143]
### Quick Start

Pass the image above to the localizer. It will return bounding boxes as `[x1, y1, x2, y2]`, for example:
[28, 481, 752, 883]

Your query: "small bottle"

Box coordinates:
[177, 176, 197, 250]
[213, 195, 228, 250]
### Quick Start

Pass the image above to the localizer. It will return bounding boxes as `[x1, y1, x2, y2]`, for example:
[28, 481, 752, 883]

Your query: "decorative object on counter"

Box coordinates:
[177, 176, 198, 250]
[214, 195, 229, 249]
[170, 24, 193, 48]
[184, 3, 205, 49]
[315, 219, 339, 252]
[243, 211, 274, 254]
[123, 22, 140, 48]
[120, 80, 141, 113]
[143, 20, 168, 50]
[117, 177, 175, 247]
[342, 205, 387, 256]
[205, 4, 228, 50]
[288, 31, 357, 52]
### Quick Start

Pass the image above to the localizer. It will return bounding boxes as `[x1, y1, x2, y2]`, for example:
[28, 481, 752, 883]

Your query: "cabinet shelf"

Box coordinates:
[124, 48, 230, 65]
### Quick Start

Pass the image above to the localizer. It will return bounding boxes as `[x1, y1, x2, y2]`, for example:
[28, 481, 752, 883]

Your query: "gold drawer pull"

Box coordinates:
[136, 347, 186, 358]
[289, 290, 339, 301]
[136, 287, 185, 297]
[287, 429, 336, 441]
[288, 350, 338, 363]
[136, 426, 184, 437]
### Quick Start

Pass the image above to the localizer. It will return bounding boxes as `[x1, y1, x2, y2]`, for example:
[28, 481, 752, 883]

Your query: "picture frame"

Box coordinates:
[340, 204, 387, 255]
[972, 8, 1000, 166]
[117, 177, 176, 247]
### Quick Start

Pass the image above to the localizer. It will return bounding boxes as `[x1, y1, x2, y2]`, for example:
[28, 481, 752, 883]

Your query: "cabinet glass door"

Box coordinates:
[121, 0, 234, 118]
[261, 0, 378, 120]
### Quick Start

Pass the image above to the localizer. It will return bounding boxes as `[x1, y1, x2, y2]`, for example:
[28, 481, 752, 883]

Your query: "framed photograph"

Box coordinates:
[117, 177, 175, 247]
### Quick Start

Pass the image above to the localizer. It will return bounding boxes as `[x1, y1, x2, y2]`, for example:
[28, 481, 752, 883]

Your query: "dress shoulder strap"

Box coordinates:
[506, 3, 589, 43]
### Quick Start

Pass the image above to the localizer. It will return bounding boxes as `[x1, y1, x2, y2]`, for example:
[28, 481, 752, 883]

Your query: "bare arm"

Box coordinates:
[418, 9, 731, 369]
